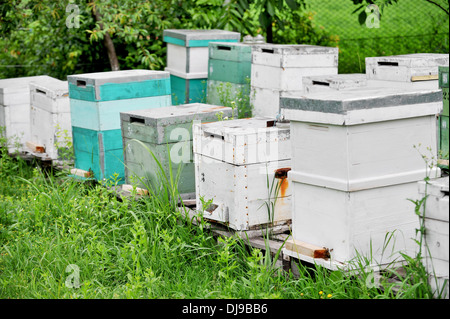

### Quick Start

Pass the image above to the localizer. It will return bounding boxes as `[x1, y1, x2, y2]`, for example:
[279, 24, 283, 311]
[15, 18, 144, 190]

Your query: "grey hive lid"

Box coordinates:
[252, 44, 338, 55]
[121, 103, 233, 126]
[67, 69, 170, 86]
[281, 86, 442, 115]
[163, 29, 241, 41]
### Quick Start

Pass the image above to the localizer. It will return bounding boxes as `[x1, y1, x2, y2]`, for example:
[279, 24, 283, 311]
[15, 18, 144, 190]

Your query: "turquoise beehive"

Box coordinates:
[68, 69, 172, 183]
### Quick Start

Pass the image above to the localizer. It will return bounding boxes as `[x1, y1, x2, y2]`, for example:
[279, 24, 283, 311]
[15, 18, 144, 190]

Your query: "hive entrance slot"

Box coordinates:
[76, 80, 87, 88]
[312, 81, 330, 86]
[262, 48, 274, 54]
[130, 117, 145, 124]
[35, 89, 47, 95]
[377, 61, 399, 67]
[217, 46, 231, 51]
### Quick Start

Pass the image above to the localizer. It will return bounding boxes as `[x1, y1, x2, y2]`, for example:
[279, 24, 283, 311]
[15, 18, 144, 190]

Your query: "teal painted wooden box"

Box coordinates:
[170, 75, 207, 105]
[67, 70, 171, 102]
[208, 42, 254, 84]
[121, 103, 233, 197]
[72, 126, 125, 183]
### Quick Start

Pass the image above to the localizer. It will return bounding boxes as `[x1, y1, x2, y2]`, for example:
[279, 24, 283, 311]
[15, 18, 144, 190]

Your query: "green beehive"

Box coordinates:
[120, 103, 233, 198]
[439, 66, 449, 159]
[207, 41, 264, 117]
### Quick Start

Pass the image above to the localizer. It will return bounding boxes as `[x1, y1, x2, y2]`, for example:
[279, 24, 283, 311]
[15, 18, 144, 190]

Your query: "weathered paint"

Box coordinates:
[67, 70, 171, 102]
[193, 117, 292, 230]
[366, 53, 449, 83]
[121, 103, 233, 194]
[72, 126, 125, 184]
[70, 95, 171, 131]
[163, 29, 240, 47]
[418, 177, 449, 298]
[169, 75, 207, 105]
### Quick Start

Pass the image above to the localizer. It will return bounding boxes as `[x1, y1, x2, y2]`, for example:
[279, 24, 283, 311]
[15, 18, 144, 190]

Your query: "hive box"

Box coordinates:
[193, 117, 292, 231]
[121, 103, 233, 197]
[250, 44, 338, 118]
[280, 86, 443, 269]
[68, 70, 172, 183]
[439, 66, 449, 158]
[418, 177, 449, 299]
[163, 29, 241, 105]
[0, 75, 53, 152]
[28, 78, 71, 161]
[366, 53, 449, 90]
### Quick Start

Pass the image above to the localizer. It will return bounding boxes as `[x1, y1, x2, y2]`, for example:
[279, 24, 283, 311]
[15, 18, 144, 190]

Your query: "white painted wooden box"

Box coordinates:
[193, 117, 292, 231]
[418, 177, 449, 299]
[366, 53, 449, 90]
[28, 78, 71, 160]
[280, 87, 443, 269]
[0, 75, 53, 152]
[163, 29, 241, 78]
[250, 44, 338, 118]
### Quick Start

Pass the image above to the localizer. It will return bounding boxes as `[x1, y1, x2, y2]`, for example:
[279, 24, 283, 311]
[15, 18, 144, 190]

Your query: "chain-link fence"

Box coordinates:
[304, 0, 449, 73]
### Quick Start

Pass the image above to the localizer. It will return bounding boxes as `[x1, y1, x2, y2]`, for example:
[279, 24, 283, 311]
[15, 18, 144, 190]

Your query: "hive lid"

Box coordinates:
[281, 86, 443, 125]
[194, 117, 291, 165]
[67, 69, 170, 86]
[121, 103, 232, 125]
[30, 78, 69, 99]
[0, 75, 54, 95]
[121, 103, 233, 144]
[163, 29, 241, 47]
[252, 44, 338, 56]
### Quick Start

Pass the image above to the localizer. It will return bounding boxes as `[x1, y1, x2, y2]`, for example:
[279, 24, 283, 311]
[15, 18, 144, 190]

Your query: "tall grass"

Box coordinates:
[0, 134, 445, 299]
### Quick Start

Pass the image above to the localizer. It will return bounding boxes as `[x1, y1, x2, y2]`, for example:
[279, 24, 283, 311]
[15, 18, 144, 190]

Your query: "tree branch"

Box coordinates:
[424, 0, 449, 15]
[92, 6, 120, 71]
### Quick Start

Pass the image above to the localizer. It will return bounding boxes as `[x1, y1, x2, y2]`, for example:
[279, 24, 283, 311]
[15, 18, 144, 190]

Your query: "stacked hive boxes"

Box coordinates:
[193, 117, 292, 231]
[68, 70, 172, 183]
[418, 177, 449, 299]
[0, 75, 52, 153]
[439, 66, 449, 159]
[163, 29, 241, 105]
[280, 87, 442, 269]
[250, 44, 338, 118]
[120, 103, 232, 198]
[366, 53, 449, 90]
[28, 77, 71, 162]
[207, 41, 263, 118]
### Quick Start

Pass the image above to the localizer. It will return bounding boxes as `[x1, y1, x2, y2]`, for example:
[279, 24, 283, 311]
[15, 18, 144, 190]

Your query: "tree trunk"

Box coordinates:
[93, 8, 120, 71]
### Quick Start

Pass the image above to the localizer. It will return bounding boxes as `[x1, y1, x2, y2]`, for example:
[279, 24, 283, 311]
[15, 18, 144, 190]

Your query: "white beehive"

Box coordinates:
[193, 117, 292, 231]
[366, 53, 449, 90]
[0, 75, 53, 152]
[418, 177, 449, 299]
[250, 44, 338, 118]
[28, 78, 71, 161]
[280, 86, 443, 269]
